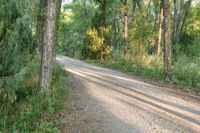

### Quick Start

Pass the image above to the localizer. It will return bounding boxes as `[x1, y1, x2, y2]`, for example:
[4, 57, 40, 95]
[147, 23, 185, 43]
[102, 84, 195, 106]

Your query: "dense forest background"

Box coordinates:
[0, 0, 200, 132]
[58, 0, 200, 89]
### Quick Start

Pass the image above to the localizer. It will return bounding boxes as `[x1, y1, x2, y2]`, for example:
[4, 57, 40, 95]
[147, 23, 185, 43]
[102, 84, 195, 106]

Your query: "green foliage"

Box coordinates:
[0, 0, 38, 107]
[128, 8, 157, 67]
[184, 37, 200, 57]
[58, 0, 200, 91]
[0, 0, 35, 77]
[0, 58, 68, 132]
[88, 51, 164, 80]
[99, 52, 200, 91]
[0, 0, 68, 132]
[57, 1, 96, 57]
[58, 0, 117, 59]
[86, 26, 112, 59]
[0, 0, 38, 117]
[172, 55, 200, 90]
[179, 4, 200, 56]
[169, 4, 200, 91]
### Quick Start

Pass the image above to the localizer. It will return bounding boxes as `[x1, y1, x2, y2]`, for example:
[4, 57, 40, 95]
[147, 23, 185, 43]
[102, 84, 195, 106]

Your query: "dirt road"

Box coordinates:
[57, 55, 200, 133]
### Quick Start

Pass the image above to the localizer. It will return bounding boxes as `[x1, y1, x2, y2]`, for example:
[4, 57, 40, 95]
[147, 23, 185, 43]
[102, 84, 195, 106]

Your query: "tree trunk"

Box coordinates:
[100, 51, 104, 64]
[36, 0, 47, 54]
[163, 0, 171, 76]
[114, 16, 119, 50]
[123, 0, 128, 58]
[39, 0, 61, 93]
[176, 0, 192, 41]
[173, 0, 192, 42]
[155, 1, 163, 55]
[173, 0, 178, 43]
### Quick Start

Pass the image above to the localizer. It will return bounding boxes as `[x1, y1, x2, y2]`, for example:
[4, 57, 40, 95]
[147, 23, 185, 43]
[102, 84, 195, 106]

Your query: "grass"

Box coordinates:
[85, 55, 200, 93]
[85, 56, 165, 80]
[0, 57, 69, 132]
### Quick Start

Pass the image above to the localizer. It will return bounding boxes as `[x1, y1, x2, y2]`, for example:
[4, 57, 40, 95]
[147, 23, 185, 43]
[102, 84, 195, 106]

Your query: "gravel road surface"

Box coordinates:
[57, 55, 200, 133]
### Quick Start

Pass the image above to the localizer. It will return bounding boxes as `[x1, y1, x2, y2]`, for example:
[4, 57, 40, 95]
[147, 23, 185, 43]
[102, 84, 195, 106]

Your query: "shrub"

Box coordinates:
[0, 0, 36, 78]
[0, 57, 68, 132]
[86, 26, 112, 60]
[172, 54, 200, 90]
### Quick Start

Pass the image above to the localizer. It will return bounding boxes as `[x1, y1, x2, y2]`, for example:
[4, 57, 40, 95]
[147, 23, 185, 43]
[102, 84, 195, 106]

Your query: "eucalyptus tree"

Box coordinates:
[155, 0, 163, 55]
[39, 0, 62, 92]
[163, 0, 171, 76]
[120, 0, 129, 58]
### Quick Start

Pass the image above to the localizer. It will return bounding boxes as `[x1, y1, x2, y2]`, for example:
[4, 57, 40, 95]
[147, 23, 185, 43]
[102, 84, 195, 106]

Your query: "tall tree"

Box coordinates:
[95, 0, 107, 64]
[163, 0, 171, 76]
[120, 0, 129, 58]
[94, 0, 115, 63]
[155, 0, 163, 55]
[39, 0, 62, 92]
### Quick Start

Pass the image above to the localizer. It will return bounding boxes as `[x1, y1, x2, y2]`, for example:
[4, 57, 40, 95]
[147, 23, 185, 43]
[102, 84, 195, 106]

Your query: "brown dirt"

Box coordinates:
[57, 55, 200, 133]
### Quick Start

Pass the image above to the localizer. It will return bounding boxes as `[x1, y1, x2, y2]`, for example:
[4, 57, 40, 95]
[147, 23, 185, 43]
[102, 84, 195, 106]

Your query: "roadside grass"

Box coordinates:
[85, 56, 200, 93]
[0, 57, 69, 132]
[85, 57, 165, 80]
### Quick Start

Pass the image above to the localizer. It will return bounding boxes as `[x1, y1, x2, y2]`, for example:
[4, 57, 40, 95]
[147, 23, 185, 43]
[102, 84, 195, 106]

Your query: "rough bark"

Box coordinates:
[122, 0, 128, 58]
[163, 0, 171, 76]
[155, 1, 163, 55]
[36, 0, 47, 54]
[39, 0, 62, 93]
[124, 11, 128, 58]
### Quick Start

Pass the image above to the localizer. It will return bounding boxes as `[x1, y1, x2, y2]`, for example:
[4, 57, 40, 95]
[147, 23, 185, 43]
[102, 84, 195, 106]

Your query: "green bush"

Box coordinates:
[0, 0, 36, 77]
[86, 26, 112, 59]
[172, 54, 200, 90]
[0, 0, 37, 108]
[0, 58, 68, 132]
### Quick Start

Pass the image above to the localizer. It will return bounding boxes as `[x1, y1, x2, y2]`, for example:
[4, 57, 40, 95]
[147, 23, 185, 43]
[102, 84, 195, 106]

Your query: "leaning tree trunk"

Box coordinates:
[163, 0, 171, 76]
[155, 1, 163, 55]
[39, 0, 61, 93]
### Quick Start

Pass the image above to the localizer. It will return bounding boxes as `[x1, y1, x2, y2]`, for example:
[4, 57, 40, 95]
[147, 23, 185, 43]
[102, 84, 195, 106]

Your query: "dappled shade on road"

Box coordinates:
[57, 55, 200, 133]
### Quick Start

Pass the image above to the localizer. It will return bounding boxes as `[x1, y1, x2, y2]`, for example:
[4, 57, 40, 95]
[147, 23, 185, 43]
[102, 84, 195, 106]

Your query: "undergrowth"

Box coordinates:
[85, 53, 200, 93]
[172, 54, 200, 91]
[0, 57, 69, 132]
[85, 54, 165, 80]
